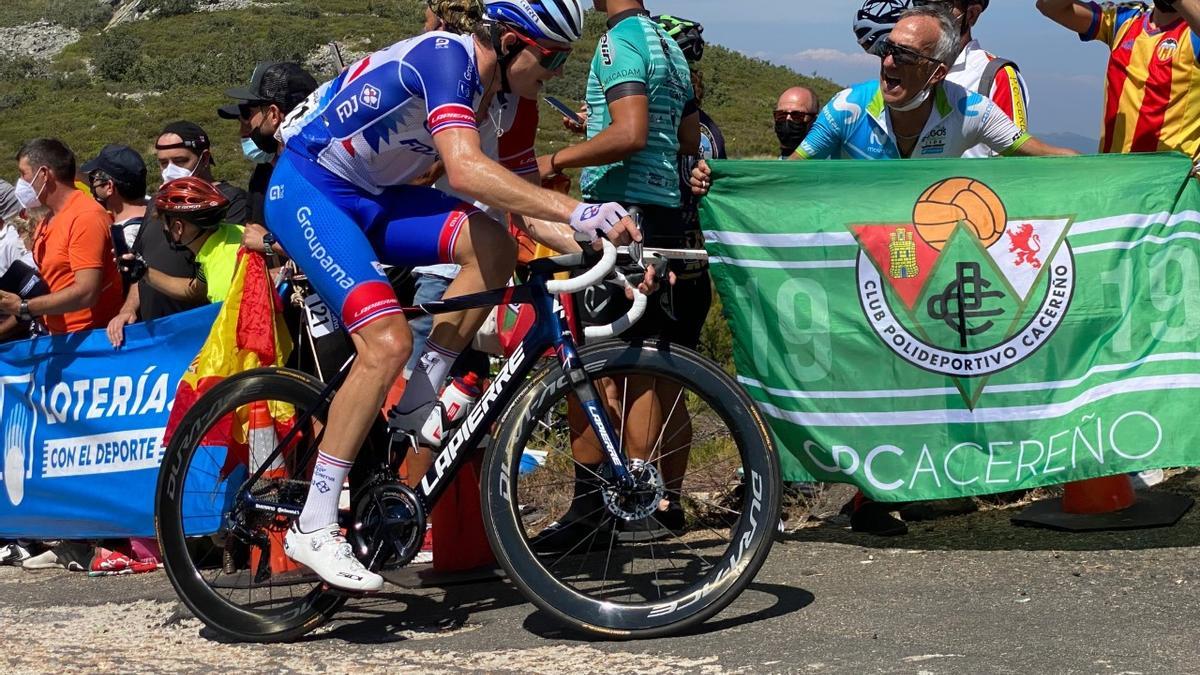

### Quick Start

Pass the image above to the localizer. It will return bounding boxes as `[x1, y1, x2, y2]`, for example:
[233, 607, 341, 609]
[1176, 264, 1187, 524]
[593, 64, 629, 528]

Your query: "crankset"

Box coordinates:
[348, 477, 426, 572]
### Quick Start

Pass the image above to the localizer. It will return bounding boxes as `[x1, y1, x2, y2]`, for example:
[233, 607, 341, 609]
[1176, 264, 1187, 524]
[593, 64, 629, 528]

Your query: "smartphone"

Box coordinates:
[543, 95, 584, 125]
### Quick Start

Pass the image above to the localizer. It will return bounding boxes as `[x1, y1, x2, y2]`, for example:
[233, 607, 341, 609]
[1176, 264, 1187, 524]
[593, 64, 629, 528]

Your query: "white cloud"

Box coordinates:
[778, 48, 877, 67]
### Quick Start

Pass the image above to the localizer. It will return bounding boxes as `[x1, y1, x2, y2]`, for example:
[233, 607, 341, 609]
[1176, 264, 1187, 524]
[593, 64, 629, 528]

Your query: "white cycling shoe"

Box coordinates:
[283, 523, 384, 593]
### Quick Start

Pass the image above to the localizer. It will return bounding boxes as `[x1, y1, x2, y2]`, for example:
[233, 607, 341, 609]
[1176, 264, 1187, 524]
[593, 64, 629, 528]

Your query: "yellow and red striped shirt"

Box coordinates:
[1082, 2, 1200, 157]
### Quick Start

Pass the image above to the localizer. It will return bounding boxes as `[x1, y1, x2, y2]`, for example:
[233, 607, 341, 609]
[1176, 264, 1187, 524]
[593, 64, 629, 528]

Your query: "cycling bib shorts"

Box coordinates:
[266, 151, 477, 333]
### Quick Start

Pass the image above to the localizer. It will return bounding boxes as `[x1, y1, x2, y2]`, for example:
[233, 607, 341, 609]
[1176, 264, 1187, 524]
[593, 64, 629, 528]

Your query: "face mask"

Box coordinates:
[241, 136, 274, 164]
[161, 161, 194, 183]
[249, 123, 280, 155]
[14, 170, 44, 210]
[775, 119, 812, 156]
[887, 68, 940, 112]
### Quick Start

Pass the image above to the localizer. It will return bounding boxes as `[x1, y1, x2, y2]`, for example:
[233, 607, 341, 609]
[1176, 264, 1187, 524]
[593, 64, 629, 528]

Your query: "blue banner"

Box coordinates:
[0, 304, 219, 538]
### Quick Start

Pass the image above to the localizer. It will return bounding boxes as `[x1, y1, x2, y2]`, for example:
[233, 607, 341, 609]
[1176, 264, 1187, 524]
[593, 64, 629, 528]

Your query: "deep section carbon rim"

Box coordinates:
[482, 342, 780, 638]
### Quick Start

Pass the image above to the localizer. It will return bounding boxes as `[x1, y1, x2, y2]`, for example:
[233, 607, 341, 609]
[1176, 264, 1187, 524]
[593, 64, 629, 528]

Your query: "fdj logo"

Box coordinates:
[852, 177, 1075, 405]
[0, 376, 37, 508]
[360, 84, 382, 110]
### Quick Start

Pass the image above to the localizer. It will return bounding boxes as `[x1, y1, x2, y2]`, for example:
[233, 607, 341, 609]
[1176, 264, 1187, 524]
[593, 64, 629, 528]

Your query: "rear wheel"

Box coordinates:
[481, 341, 780, 638]
[156, 368, 354, 643]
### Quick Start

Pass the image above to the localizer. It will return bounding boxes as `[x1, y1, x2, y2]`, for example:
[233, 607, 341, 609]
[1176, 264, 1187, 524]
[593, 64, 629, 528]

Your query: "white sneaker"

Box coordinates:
[283, 524, 383, 592]
[0, 543, 30, 565]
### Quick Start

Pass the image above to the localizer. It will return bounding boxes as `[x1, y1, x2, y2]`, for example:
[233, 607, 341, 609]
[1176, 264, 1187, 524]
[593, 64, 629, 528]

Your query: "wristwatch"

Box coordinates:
[17, 299, 31, 322]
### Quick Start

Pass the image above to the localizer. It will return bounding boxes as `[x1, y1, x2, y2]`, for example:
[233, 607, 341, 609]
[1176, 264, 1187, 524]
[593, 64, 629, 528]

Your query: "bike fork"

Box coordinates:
[544, 297, 635, 491]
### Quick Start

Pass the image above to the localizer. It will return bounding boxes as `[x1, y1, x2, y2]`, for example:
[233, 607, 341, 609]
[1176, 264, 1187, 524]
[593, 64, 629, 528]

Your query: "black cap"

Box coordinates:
[81, 144, 148, 187]
[157, 120, 216, 164]
[223, 62, 318, 115]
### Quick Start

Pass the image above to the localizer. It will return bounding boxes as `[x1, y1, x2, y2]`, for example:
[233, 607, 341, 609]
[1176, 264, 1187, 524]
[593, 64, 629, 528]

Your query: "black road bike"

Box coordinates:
[155, 240, 781, 641]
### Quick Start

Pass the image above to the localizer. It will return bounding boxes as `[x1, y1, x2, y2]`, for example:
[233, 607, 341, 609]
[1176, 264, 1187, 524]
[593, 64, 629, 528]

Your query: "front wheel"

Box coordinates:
[482, 341, 781, 638]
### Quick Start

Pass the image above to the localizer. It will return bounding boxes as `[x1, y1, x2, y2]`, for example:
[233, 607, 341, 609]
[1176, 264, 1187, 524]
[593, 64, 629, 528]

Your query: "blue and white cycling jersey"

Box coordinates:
[795, 79, 1031, 161]
[279, 31, 482, 194]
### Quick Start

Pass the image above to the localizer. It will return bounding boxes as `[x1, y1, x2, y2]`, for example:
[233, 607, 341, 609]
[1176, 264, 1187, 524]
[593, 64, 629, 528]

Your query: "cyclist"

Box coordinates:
[917, 0, 1030, 158]
[265, 0, 645, 592]
[534, 0, 701, 547]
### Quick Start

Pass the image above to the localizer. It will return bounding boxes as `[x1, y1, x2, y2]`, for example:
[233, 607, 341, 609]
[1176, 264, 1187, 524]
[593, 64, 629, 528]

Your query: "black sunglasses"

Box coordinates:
[877, 38, 944, 67]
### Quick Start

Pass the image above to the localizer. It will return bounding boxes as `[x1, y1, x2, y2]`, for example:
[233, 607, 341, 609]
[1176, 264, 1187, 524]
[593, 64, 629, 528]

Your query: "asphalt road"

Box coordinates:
[4, 483, 1200, 674]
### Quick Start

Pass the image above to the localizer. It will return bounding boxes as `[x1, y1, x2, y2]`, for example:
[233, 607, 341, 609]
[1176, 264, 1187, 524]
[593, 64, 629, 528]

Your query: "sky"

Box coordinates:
[648, 0, 1110, 138]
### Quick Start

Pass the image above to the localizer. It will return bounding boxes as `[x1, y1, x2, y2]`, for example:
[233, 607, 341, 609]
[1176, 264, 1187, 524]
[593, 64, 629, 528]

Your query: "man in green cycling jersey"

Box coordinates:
[536, 0, 702, 546]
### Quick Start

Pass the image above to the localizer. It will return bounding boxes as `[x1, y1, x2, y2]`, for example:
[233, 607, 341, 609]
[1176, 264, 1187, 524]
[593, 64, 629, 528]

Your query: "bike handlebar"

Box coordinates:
[545, 239, 648, 339]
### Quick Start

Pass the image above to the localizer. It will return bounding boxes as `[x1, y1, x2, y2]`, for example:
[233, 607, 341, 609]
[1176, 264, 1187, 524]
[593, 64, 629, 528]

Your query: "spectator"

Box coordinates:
[119, 177, 243, 306]
[774, 87, 821, 159]
[154, 121, 249, 224]
[81, 144, 148, 263]
[0, 179, 49, 342]
[1037, 0, 1200, 157]
[218, 61, 318, 230]
[920, 0, 1030, 157]
[794, 7, 1075, 160]
[0, 139, 123, 335]
[108, 122, 241, 346]
[691, 5, 1077, 534]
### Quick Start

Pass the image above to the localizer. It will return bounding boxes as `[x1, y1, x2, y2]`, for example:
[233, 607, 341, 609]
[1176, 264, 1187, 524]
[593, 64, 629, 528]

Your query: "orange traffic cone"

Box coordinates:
[1062, 475, 1135, 514]
[247, 401, 299, 576]
[1014, 471, 1192, 532]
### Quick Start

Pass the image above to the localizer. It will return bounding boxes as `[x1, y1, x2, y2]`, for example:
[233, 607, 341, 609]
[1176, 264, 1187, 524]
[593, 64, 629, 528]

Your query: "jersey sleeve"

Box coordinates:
[795, 94, 846, 160]
[594, 27, 649, 93]
[974, 97, 1032, 156]
[66, 211, 115, 273]
[989, 64, 1029, 134]
[1080, 2, 1143, 47]
[401, 35, 479, 136]
[498, 97, 539, 176]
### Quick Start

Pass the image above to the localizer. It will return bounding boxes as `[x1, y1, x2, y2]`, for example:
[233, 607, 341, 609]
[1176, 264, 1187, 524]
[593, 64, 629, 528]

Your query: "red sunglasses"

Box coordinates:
[509, 29, 572, 71]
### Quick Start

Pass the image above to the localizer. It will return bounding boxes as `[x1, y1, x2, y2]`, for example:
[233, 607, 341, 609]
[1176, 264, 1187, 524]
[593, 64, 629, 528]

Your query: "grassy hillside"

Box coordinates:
[0, 0, 840, 188]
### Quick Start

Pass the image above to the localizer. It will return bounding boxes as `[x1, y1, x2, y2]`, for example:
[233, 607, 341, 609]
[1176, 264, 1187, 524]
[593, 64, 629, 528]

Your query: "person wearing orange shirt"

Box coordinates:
[0, 139, 123, 334]
[1038, 0, 1200, 157]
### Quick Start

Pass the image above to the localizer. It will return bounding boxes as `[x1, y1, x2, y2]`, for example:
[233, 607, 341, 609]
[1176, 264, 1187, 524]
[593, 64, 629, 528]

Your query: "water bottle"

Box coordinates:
[421, 373, 483, 446]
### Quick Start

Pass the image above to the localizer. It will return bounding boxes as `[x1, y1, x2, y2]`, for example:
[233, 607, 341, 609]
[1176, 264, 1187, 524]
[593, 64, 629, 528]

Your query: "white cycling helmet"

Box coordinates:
[854, 0, 914, 54]
[484, 0, 585, 43]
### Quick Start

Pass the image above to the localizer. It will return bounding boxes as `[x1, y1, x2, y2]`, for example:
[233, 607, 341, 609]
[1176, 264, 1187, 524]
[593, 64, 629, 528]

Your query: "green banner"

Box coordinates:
[700, 153, 1200, 501]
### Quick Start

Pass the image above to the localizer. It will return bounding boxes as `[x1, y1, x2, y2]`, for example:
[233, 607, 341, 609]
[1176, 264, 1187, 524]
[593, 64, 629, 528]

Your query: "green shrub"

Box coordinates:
[0, 56, 48, 82]
[92, 29, 141, 82]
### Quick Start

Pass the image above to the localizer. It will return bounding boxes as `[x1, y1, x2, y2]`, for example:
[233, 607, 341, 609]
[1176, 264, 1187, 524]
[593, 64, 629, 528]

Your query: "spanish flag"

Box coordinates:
[163, 250, 294, 478]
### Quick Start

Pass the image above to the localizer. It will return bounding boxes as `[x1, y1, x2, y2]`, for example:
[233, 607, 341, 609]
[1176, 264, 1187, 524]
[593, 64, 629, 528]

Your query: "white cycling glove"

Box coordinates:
[569, 202, 629, 241]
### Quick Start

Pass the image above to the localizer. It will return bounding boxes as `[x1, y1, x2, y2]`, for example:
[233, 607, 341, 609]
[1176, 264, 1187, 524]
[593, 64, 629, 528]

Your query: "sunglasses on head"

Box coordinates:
[773, 110, 816, 123]
[508, 29, 572, 71]
[878, 38, 943, 67]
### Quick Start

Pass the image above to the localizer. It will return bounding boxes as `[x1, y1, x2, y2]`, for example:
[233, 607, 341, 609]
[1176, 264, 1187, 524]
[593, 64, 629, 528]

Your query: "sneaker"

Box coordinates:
[22, 543, 87, 572]
[283, 523, 384, 592]
[617, 502, 686, 542]
[128, 560, 159, 574]
[0, 542, 31, 566]
[530, 516, 613, 554]
[411, 526, 433, 565]
[1131, 468, 1165, 490]
[89, 549, 135, 577]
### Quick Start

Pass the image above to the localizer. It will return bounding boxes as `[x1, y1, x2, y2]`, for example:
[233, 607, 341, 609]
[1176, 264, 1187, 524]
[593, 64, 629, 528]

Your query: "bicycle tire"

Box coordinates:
[156, 367, 347, 643]
[481, 341, 781, 638]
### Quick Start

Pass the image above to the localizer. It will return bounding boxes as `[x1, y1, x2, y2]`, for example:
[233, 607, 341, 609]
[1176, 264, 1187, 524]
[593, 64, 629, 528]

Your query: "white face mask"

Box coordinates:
[887, 67, 941, 113]
[14, 171, 44, 210]
[160, 161, 194, 183]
